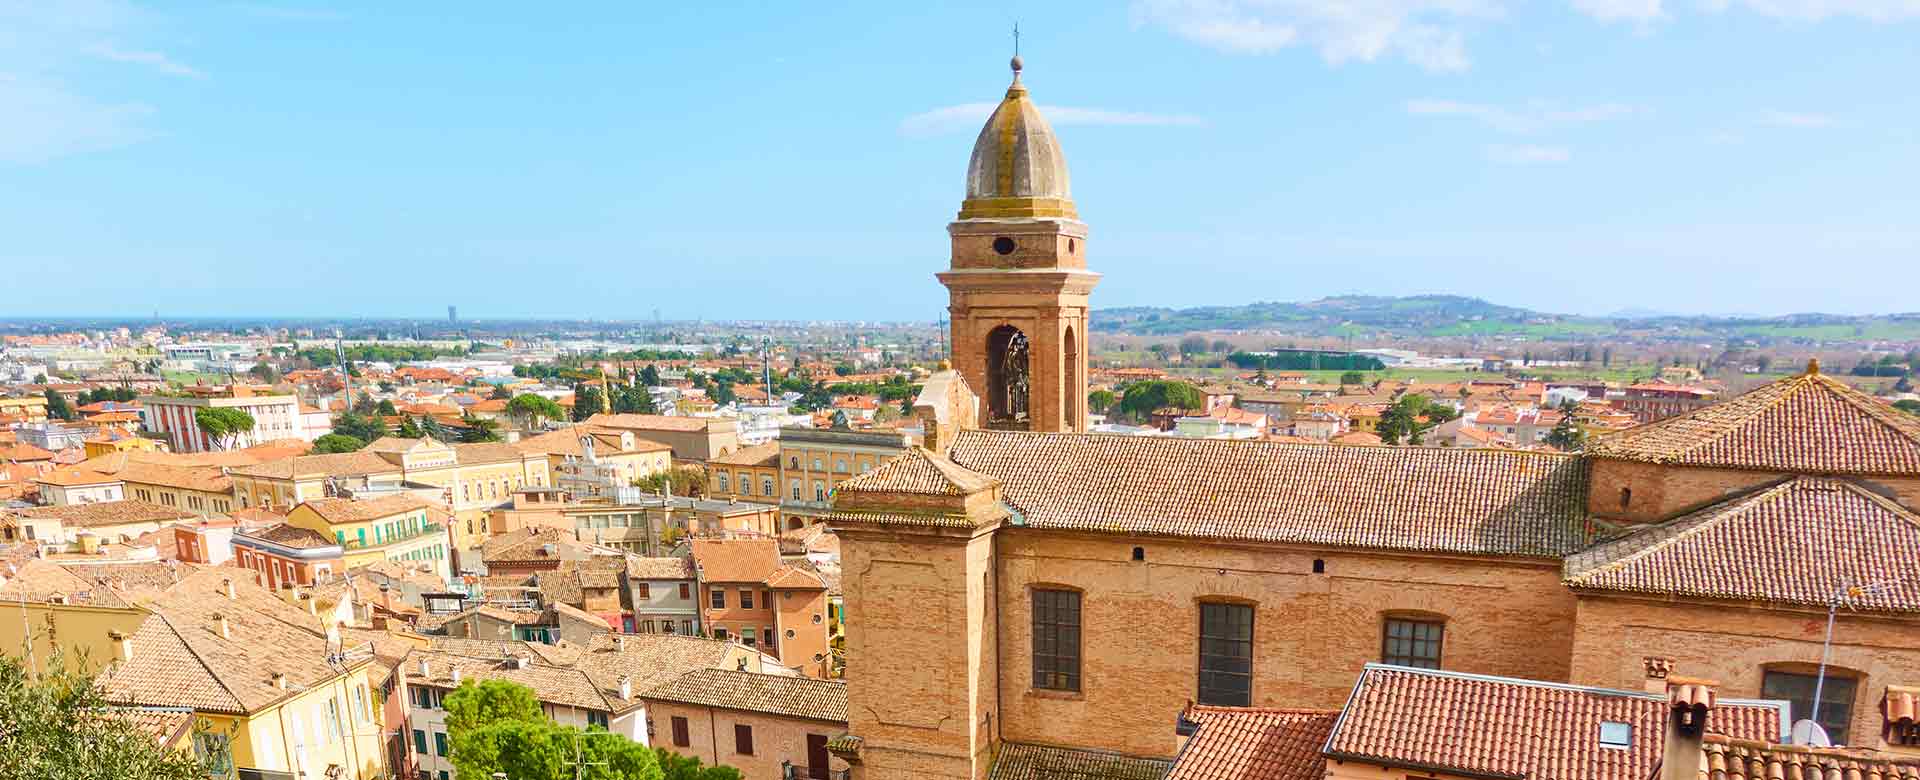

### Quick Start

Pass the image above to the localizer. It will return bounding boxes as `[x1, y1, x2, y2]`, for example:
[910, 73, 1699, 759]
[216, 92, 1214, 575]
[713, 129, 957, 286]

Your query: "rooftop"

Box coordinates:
[296, 494, 433, 525]
[690, 538, 782, 583]
[6, 500, 197, 529]
[986, 742, 1172, 780]
[641, 667, 846, 722]
[1163, 706, 1339, 780]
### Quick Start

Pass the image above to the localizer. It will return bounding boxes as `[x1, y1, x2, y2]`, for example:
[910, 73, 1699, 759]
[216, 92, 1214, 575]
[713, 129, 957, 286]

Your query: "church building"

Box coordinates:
[824, 58, 1920, 779]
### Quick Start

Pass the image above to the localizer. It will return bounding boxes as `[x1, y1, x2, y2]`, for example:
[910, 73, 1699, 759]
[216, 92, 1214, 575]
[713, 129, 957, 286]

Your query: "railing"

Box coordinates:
[340, 524, 441, 550]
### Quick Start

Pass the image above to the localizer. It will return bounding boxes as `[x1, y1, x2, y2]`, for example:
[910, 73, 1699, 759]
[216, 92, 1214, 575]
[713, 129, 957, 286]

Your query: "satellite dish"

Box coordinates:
[1790, 719, 1832, 747]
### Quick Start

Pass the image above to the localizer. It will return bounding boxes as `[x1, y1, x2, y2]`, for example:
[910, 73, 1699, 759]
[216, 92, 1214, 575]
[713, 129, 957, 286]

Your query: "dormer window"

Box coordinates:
[1598, 721, 1631, 748]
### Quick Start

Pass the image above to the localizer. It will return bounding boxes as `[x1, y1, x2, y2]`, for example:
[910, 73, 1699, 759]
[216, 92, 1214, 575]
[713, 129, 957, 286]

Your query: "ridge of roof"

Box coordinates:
[838, 447, 999, 497]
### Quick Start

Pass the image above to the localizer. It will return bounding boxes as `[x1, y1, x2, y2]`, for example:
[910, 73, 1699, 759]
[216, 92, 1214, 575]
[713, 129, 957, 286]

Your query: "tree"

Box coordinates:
[0, 654, 209, 780]
[1087, 389, 1117, 415]
[247, 361, 279, 384]
[332, 411, 387, 443]
[639, 365, 662, 387]
[311, 433, 365, 453]
[375, 399, 398, 416]
[43, 388, 76, 421]
[1115, 380, 1204, 422]
[1544, 412, 1586, 451]
[1894, 399, 1920, 416]
[194, 407, 256, 450]
[507, 394, 565, 428]
[489, 384, 513, 400]
[654, 748, 743, 780]
[572, 386, 605, 422]
[397, 415, 426, 439]
[637, 465, 707, 497]
[459, 413, 502, 443]
[1178, 335, 1209, 357]
[443, 679, 544, 735]
[1339, 371, 1366, 387]
[443, 679, 663, 780]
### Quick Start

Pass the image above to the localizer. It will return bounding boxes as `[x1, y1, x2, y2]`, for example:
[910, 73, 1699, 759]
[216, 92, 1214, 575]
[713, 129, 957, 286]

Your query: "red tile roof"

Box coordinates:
[1164, 707, 1337, 780]
[690, 538, 780, 583]
[987, 742, 1172, 780]
[942, 430, 1590, 557]
[838, 447, 998, 497]
[1324, 665, 1787, 780]
[1563, 477, 1920, 611]
[1698, 734, 1920, 780]
[1588, 367, 1920, 475]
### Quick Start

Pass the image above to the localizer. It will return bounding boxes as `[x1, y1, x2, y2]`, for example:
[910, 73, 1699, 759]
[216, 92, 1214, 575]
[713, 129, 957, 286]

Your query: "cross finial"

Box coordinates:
[1010, 23, 1024, 77]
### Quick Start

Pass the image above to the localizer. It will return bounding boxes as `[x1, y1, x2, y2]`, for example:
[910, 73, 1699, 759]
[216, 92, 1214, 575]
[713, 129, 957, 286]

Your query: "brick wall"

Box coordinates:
[644, 701, 846, 779]
[1590, 458, 1920, 523]
[1570, 594, 1920, 745]
[773, 587, 833, 678]
[991, 530, 1575, 759]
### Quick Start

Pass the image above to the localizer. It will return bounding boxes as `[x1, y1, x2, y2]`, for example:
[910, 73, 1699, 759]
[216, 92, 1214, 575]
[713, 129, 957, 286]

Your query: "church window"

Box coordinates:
[992, 236, 1016, 255]
[1198, 602, 1253, 706]
[1032, 589, 1081, 691]
[1382, 618, 1444, 669]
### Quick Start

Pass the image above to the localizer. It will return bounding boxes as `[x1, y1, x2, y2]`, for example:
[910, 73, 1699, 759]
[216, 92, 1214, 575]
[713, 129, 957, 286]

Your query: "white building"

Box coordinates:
[139, 390, 315, 452]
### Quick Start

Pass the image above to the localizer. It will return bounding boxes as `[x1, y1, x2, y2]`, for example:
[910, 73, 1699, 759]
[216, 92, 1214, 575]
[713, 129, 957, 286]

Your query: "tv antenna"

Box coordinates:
[1801, 574, 1910, 744]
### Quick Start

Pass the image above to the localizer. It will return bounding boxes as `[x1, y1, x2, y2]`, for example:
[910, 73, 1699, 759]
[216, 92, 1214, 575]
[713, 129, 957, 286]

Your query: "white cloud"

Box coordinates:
[1405, 98, 1641, 133]
[1762, 110, 1841, 128]
[0, 74, 152, 164]
[901, 102, 1205, 135]
[1129, 0, 1494, 72]
[85, 44, 202, 77]
[1700, 0, 1920, 20]
[1571, 0, 1668, 21]
[1485, 144, 1572, 163]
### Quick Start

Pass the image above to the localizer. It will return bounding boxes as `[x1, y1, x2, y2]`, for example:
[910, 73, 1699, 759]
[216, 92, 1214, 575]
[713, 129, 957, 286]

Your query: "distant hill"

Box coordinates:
[1091, 295, 1920, 344]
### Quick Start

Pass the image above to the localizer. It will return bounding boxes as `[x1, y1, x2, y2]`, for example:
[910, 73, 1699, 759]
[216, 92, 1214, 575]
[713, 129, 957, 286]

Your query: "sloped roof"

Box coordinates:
[837, 447, 998, 497]
[1323, 665, 1788, 780]
[1564, 477, 1920, 611]
[571, 633, 750, 712]
[690, 538, 781, 583]
[482, 527, 581, 563]
[229, 450, 399, 480]
[626, 555, 695, 580]
[587, 413, 713, 432]
[240, 522, 339, 550]
[986, 742, 1173, 780]
[1164, 707, 1338, 780]
[1698, 734, 1920, 780]
[641, 668, 846, 722]
[710, 442, 779, 467]
[403, 648, 613, 712]
[297, 494, 432, 524]
[942, 430, 1590, 558]
[7, 500, 195, 529]
[1588, 366, 1920, 475]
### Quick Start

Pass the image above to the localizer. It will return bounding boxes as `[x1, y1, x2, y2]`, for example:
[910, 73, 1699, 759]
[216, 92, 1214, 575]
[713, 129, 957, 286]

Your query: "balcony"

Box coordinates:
[339, 522, 443, 550]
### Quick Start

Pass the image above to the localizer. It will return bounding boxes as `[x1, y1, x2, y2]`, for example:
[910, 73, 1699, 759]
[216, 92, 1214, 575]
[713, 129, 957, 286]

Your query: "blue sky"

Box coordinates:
[3, 1, 1916, 321]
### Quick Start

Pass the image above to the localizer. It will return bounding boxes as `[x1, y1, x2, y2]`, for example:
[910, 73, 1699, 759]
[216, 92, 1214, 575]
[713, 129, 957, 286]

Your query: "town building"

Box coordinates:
[1617, 380, 1719, 423]
[691, 538, 834, 677]
[776, 425, 912, 523]
[641, 668, 849, 780]
[231, 523, 347, 590]
[1, 499, 196, 547]
[284, 495, 453, 583]
[512, 425, 673, 497]
[585, 412, 743, 462]
[138, 386, 319, 452]
[708, 441, 782, 505]
[627, 555, 701, 636]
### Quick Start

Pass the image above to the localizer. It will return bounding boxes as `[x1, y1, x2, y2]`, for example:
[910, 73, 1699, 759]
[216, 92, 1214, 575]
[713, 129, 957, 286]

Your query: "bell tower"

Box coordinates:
[937, 56, 1099, 433]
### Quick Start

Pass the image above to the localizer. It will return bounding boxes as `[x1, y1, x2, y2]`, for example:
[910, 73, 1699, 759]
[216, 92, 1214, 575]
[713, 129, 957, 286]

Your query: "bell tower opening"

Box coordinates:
[986, 325, 1031, 429]
[1064, 326, 1080, 432]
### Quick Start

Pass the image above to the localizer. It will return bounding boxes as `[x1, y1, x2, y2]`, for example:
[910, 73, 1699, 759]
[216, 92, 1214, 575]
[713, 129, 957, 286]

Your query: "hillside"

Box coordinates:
[1091, 295, 1920, 344]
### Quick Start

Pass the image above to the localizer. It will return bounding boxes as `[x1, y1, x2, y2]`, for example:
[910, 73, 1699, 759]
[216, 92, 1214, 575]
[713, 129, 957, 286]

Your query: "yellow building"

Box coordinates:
[285, 495, 452, 582]
[0, 565, 388, 780]
[513, 425, 674, 490]
[83, 431, 169, 458]
[707, 442, 781, 504]
[228, 437, 550, 559]
[0, 395, 51, 423]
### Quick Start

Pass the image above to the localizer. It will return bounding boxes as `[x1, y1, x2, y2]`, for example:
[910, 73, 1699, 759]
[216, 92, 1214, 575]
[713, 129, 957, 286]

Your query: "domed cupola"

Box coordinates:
[959, 56, 1076, 220]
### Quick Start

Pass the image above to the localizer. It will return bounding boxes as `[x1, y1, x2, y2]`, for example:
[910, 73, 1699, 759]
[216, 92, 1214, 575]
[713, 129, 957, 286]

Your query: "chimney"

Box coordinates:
[618, 675, 632, 700]
[1643, 656, 1674, 694]
[303, 594, 318, 616]
[108, 629, 133, 662]
[271, 671, 288, 690]
[222, 577, 236, 599]
[451, 666, 463, 684]
[1661, 676, 1717, 780]
[279, 582, 298, 604]
[213, 612, 231, 639]
[612, 635, 625, 651]
[416, 658, 431, 678]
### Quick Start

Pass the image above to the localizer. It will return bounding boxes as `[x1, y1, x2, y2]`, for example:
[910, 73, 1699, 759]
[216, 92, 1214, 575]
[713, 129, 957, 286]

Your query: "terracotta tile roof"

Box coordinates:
[690, 538, 781, 583]
[0, 559, 140, 607]
[986, 742, 1173, 780]
[765, 561, 827, 590]
[943, 430, 1590, 557]
[641, 668, 846, 722]
[567, 633, 750, 711]
[403, 648, 614, 712]
[838, 447, 998, 497]
[819, 510, 973, 529]
[625, 555, 695, 579]
[105, 707, 195, 747]
[1564, 477, 1920, 611]
[710, 442, 780, 467]
[482, 527, 582, 564]
[513, 427, 671, 457]
[1324, 665, 1788, 780]
[112, 461, 232, 493]
[1588, 367, 1920, 475]
[452, 441, 534, 464]
[228, 450, 399, 480]
[1698, 735, 1920, 780]
[0, 443, 57, 462]
[99, 569, 364, 714]
[587, 412, 713, 432]
[297, 494, 433, 524]
[32, 466, 121, 486]
[238, 522, 339, 550]
[6, 500, 196, 529]
[1164, 707, 1338, 780]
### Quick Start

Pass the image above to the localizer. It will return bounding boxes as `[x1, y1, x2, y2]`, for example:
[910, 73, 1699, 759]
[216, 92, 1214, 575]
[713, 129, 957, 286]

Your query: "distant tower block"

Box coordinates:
[448, 305, 457, 324]
[937, 55, 1098, 433]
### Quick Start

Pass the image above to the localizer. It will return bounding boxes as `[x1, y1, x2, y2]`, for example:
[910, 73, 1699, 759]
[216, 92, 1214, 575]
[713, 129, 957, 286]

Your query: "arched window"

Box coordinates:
[1619, 487, 1632, 510]
[1064, 325, 1080, 431]
[986, 325, 1031, 427]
